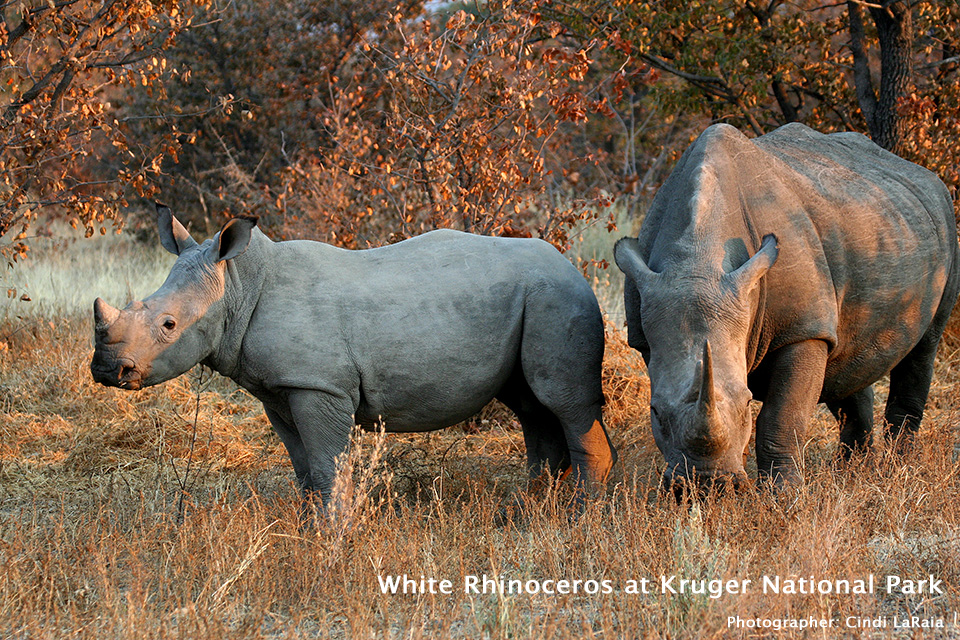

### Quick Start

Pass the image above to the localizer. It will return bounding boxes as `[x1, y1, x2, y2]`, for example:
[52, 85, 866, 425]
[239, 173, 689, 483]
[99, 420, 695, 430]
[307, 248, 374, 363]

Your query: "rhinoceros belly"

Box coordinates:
[350, 299, 524, 432]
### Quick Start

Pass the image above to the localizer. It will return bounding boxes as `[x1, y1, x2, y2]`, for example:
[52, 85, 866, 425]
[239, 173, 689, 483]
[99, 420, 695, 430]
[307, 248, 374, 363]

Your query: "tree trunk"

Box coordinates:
[869, 2, 914, 155]
[847, 1, 915, 155]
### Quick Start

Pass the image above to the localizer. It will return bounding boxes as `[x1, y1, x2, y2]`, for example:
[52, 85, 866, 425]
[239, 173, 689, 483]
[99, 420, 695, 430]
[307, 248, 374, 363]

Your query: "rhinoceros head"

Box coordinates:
[91, 205, 257, 390]
[615, 234, 779, 491]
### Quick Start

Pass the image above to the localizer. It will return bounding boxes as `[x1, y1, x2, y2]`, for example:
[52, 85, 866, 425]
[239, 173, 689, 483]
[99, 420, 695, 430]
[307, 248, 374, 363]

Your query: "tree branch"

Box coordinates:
[0, 0, 83, 51]
[2, 0, 122, 124]
[920, 55, 960, 70]
[772, 80, 799, 122]
[639, 53, 727, 86]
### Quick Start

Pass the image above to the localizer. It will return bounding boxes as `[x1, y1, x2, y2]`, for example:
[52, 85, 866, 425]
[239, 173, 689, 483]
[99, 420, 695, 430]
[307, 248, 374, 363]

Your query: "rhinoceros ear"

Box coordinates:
[726, 233, 779, 293]
[156, 203, 198, 256]
[614, 237, 658, 287]
[215, 216, 259, 262]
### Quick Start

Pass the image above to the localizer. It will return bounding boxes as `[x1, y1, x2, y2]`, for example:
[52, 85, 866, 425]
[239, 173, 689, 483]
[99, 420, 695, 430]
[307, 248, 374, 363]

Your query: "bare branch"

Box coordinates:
[920, 55, 960, 70]
[0, 0, 84, 50]
[639, 53, 741, 104]
[2, 0, 122, 123]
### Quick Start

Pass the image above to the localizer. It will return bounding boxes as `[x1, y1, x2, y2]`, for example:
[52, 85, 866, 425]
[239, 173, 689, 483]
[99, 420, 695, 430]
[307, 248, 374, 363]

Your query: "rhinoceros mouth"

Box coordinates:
[119, 377, 143, 391]
[118, 364, 142, 389]
[662, 464, 749, 499]
[90, 357, 143, 390]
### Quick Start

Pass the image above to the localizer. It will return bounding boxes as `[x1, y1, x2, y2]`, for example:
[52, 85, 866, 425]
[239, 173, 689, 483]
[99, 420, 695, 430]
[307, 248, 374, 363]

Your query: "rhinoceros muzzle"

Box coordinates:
[91, 298, 150, 390]
[662, 464, 749, 499]
[91, 354, 143, 390]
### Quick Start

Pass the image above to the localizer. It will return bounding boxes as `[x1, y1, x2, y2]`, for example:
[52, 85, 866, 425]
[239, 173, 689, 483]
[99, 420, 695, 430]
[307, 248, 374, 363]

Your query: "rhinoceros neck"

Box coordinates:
[204, 229, 271, 379]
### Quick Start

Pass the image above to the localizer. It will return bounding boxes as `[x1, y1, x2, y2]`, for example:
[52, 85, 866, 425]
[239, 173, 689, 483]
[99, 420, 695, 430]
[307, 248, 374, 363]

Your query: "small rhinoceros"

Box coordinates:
[92, 206, 617, 503]
[614, 123, 959, 490]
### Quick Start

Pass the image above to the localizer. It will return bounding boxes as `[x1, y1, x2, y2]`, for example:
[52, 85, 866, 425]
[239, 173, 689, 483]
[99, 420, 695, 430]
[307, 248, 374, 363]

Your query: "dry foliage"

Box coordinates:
[1, 311, 959, 638]
[548, 0, 960, 215]
[124, 0, 631, 250]
[3, 0, 958, 264]
[307, 0, 623, 249]
[0, 0, 212, 261]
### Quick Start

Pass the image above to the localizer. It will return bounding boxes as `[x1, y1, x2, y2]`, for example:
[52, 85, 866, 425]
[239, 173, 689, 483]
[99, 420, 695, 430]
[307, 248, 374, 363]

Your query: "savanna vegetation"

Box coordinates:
[2, 219, 960, 638]
[2, 0, 960, 637]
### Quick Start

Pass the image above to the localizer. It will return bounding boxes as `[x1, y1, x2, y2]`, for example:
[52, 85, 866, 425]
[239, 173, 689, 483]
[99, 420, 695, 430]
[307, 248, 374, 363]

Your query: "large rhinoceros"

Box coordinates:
[92, 207, 617, 503]
[614, 123, 959, 490]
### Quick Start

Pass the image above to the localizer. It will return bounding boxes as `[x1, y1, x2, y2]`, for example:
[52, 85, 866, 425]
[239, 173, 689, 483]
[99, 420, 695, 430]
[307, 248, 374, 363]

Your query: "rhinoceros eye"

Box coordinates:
[162, 318, 177, 331]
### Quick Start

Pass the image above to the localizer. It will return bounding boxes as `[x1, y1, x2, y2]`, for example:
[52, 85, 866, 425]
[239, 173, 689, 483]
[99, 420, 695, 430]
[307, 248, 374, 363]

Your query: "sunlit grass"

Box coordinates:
[0, 222, 174, 320]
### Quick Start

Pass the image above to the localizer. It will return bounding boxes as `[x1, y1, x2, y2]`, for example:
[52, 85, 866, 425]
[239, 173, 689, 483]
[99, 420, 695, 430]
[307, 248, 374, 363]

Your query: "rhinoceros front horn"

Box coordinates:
[94, 297, 120, 330]
[688, 340, 728, 453]
[680, 340, 727, 455]
[697, 340, 718, 417]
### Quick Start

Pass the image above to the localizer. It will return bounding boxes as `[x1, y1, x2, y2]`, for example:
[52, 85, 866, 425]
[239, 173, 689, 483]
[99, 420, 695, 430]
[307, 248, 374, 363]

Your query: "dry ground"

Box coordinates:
[1, 228, 960, 638]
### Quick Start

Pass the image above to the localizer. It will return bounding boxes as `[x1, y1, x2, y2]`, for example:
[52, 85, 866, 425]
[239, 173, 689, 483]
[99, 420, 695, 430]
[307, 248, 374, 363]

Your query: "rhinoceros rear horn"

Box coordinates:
[614, 237, 658, 287]
[94, 297, 120, 330]
[725, 233, 779, 293]
[156, 203, 198, 256]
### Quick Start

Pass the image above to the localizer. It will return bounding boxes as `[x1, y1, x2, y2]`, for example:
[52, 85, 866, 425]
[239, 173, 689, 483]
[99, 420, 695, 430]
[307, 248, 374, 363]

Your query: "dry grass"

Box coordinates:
[2, 229, 960, 638]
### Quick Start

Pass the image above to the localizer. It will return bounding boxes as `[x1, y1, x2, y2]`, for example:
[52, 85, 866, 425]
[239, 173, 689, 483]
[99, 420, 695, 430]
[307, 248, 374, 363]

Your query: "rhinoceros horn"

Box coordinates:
[696, 340, 717, 417]
[94, 297, 120, 331]
[679, 340, 726, 453]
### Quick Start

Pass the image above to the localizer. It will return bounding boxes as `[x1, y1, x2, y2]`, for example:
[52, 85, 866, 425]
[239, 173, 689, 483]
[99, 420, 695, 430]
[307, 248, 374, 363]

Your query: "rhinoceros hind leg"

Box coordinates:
[515, 293, 616, 497]
[827, 385, 874, 460]
[884, 328, 942, 450]
[885, 264, 960, 449]
[519, 360, 615, 495]
[497, 367, 571, 484]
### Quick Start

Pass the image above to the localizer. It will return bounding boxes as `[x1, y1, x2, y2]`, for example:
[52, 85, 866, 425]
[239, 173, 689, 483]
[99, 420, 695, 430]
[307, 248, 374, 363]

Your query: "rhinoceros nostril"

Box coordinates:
[120, 365, 135, 381]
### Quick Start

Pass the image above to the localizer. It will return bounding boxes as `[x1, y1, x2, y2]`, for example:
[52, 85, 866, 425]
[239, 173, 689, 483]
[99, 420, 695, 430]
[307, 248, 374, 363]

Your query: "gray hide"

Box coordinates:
[614, 123, 959, 490]
[92, 208, 617, 503]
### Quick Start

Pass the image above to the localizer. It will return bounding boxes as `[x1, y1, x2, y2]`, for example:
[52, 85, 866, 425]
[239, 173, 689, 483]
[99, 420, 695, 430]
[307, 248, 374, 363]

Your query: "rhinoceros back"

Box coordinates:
[746, 124, 958, 398]
[240, 229, 603, 431]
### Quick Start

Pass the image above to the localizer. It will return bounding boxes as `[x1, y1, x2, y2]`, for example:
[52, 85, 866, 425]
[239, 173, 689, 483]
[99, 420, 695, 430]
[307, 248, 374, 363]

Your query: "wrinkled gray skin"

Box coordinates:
[92, 207, 617, 504]
[615, 123, 959, 490]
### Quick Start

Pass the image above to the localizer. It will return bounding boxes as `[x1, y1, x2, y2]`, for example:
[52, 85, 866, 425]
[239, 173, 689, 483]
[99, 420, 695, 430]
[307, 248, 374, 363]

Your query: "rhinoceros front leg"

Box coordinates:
[286, 389, 355, 505]
[827, 385, 874, 460]
[755, 340, 829, 487]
